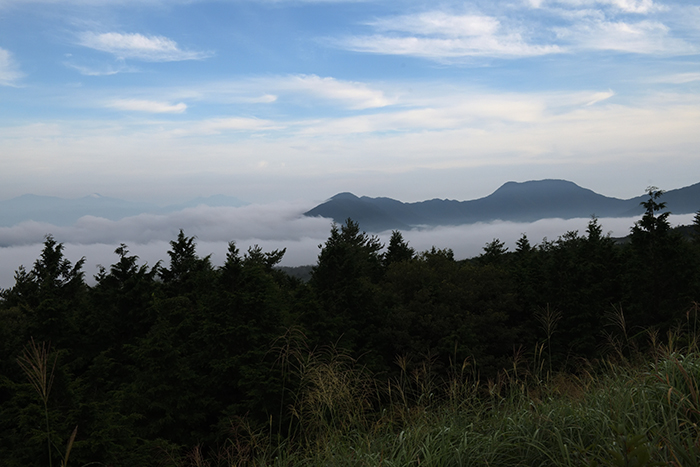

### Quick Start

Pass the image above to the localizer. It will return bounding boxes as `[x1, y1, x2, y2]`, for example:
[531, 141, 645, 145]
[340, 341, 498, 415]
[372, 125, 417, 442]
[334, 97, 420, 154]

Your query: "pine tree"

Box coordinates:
[626, 187, 693, 330]
[383, 230, 415, 267]
[310, 219, 384, 359]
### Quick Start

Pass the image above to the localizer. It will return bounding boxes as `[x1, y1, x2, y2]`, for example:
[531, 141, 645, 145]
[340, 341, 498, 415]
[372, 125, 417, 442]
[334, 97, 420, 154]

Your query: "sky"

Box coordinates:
[1, 0, 699, 205]
[1, 0, 699, 286]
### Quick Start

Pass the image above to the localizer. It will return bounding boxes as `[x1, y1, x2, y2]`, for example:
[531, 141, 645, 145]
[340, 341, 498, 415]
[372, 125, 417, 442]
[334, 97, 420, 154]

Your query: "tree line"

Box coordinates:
[1, 188, 699, 465]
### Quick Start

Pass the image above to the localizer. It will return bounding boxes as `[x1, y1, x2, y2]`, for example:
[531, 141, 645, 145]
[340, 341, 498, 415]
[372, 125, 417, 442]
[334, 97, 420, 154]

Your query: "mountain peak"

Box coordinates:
[303, 179, 700, 232]
[330, 192, 360, 201]
[492, 179, 582, 196]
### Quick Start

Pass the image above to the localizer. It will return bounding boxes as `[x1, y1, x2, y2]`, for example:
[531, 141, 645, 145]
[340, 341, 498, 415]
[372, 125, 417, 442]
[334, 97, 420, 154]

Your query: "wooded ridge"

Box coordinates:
[1, 188, 699, 465]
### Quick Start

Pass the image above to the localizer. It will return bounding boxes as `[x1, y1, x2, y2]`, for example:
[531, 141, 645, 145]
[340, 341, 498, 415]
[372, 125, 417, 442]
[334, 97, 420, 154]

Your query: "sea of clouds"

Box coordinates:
[0, 202, 694, 290]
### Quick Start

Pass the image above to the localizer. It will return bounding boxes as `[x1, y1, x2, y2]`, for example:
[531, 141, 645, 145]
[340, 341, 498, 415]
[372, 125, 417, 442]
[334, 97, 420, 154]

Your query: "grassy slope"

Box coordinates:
[191, 332, 700, 467]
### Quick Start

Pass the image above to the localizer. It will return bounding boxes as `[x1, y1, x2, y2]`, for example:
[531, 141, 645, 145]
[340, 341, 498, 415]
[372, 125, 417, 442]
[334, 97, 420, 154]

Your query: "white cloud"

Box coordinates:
[369, 12, 501, 38]
[64, 60, 137, 76]
[550, 0, 662, 14]
[0, 202, 328, 246]
[245, 94, 278, 103]
[0, 0, 366, 5]
[148, 75, 388, 110]
[108, 99, 187, 113]
[339, 11, 563, 60]
[585, 89, 615, 105]
[0, 47, 22, 85]
[282, 75, 394, 109]
[342, 35, 563, 59]
[555, 19, 697, 54]
[651, 73, 700, 84]
[1, 88, 699, 204]
[606, 0, 658, 13]
[182, 117, 284, 135]
[297, 94, 546, 135]
[78, 32, 212, 62]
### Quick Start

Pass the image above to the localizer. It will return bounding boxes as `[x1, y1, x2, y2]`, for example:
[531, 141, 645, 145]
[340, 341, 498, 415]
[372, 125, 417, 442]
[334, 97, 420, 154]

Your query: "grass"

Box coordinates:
[279, 352, 699, 466]
[27, 309, 700, 466]
[171, 327, 700, 467]
[17, 338, 78, 467]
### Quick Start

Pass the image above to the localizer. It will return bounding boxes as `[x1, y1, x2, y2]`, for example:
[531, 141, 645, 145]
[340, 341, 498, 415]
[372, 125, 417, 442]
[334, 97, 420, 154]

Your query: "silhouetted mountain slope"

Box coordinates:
[304, 180, 700, 232]
[472, 180, 631, 222]
[304, 193, 411, 232]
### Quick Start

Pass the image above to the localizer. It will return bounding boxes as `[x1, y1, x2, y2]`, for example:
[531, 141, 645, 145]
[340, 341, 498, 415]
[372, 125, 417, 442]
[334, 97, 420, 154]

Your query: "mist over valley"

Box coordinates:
[1, 180, 697, 289]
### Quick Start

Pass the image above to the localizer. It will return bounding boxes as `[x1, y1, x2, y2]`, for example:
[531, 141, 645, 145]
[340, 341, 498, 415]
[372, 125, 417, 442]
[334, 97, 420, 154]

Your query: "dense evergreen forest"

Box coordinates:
[1, 188, 700, 466]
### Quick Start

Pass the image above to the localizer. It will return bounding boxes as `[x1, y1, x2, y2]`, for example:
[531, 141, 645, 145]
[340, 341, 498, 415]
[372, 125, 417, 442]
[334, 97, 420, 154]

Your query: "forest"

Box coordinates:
[1, 188, 700, 466]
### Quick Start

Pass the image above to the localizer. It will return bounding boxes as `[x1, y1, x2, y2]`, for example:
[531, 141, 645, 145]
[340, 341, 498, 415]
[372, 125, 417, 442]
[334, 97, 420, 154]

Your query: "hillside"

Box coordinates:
[304, 179, 700, 232]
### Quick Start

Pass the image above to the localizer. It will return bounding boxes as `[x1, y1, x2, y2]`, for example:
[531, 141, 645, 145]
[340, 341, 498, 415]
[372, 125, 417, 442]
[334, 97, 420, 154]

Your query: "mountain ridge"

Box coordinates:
[304, 179, 700, 232]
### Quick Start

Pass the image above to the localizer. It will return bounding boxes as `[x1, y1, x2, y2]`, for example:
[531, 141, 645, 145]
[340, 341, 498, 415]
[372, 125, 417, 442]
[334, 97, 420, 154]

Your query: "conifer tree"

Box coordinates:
[626, 187, 693, 330]
[310, 219, 384, 358]
[383, 230, 415, 267]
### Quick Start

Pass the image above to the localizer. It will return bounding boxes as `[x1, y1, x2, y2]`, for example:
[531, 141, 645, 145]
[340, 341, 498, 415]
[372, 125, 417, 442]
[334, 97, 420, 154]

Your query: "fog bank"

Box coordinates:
[0, 202, 693, 290]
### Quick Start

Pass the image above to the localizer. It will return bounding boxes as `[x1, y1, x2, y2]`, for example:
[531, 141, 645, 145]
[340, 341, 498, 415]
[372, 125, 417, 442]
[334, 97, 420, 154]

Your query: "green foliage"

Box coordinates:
[1, 235, 87, 346]
[310, 219, 384, 358]
[383, 230, 415, 267]
[380, 247, 521, 378]
[479, 238, 508, 265]
[632, 187, 671, 238]
[1, 193, 700, 465]
[626, 188, 696, 331]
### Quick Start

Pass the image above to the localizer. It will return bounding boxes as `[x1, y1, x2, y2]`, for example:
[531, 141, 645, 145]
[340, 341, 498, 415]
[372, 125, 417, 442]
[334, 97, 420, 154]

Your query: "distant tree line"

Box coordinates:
[1, 188, 699, 465]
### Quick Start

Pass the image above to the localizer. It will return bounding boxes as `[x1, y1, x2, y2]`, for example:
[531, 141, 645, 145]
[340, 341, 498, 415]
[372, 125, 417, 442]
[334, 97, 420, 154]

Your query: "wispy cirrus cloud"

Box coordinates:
[77, 32, 212, 62]
[598, 0, 660, 14]
[0, 0, 366, 5]
[338, 11, 563, 60]
[64, 59, 137, 76]
[296, 94, 546, 136]
[585, 89, 615, 105]
[338, 12, 564, 60]
[0, 47, 23, 85]
[107, 99, 187, 113]
[243, 94, 278, 104]
[178, 74, 393, 110]
[543, 0, 663, 14]
[338, 4, 694, 60]
[555, 19, 697, 54]
[177, 117, 284, 135]
[369, 12, 502, 38]
[341, 35, 563, 59]
[650, 73, 700, 84]
[280, 74, 394, 109]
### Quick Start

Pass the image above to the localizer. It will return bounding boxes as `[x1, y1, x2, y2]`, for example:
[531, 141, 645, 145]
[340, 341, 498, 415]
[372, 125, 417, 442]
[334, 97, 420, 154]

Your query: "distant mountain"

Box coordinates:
[0, 193, 248, 227]
[304, 180, 700, 232]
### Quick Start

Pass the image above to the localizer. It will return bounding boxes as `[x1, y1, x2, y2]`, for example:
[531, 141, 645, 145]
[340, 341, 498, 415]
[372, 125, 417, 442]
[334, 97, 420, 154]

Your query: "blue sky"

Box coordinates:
[1, 0, 699, 205]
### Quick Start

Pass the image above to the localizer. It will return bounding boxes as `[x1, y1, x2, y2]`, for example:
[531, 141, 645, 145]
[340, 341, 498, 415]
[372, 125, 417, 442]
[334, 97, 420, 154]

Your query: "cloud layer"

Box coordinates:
[0, 201, 693, 290]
